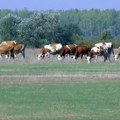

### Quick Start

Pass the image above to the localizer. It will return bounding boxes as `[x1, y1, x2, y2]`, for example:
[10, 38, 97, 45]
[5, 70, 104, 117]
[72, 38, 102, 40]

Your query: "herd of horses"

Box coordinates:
[38, 42, 120, 63]
[1, 40, 120, 63]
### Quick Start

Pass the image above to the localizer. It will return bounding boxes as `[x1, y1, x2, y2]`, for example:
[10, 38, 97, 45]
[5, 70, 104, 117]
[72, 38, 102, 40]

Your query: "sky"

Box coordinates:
[0, 0, 120, 11]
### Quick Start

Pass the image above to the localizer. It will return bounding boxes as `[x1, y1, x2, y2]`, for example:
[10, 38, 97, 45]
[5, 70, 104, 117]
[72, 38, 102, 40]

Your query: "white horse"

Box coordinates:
[94, 42, 114, 55]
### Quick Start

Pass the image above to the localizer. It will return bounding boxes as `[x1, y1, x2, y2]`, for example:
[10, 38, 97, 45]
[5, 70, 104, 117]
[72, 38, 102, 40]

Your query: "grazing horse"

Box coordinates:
[38, 47, 50, 59]
[57, 44, 77, 60]
[12, 44, 26, 59]
[38, 43, 62, 60]
[114, 47, 120, 61]
[0, 43, 26, 59]
[87, 46, 110, 63]
[72, 45, 91, 60]
[0, 44, 14, 61]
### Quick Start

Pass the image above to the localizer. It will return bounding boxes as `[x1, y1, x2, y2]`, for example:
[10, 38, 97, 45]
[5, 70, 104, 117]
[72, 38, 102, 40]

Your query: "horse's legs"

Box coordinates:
[8, 51, 11, 61]
[108, 54, 111, 62]
[95, 55, 98, 63]
[103, 55, 108, 62]
[81, 54, 83, 59]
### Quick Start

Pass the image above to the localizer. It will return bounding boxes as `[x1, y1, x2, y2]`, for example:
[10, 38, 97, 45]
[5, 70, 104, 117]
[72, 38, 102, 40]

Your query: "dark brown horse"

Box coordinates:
[72, 45, 91, 60]
[57, 44, 77, 60]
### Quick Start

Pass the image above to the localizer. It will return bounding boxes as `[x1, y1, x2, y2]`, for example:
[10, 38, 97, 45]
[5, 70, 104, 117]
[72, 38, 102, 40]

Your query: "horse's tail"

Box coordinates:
[21, 44, 27, 58]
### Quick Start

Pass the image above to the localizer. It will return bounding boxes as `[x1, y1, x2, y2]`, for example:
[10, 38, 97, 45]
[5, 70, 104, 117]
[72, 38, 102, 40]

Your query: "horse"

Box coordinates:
[57, 44, 77, 60]
[38, 43, 62, 60]
[87, 46, 111, 63]
[94, 42, 114, 55]
[114, 47, 120, 61]
[12, 43, 26, 59]
[1, 40, 17, 46]
[0, 44, 14, 61]
[38, 47, 50, 60]
[72, 45, 91, 60]
[0, 43, 26, 60]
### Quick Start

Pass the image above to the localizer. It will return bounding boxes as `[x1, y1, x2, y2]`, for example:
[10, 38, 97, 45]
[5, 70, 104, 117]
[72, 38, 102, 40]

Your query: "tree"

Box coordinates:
[18, 12, 60, 47]
[0, 14, 21, 41]
[55, 23, 80, 45]
[100, 29, 113, 40]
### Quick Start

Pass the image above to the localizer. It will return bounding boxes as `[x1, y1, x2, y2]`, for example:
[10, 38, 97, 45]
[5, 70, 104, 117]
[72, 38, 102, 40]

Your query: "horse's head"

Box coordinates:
[57, 54, 62, 61]
[87, 56, 91, 63]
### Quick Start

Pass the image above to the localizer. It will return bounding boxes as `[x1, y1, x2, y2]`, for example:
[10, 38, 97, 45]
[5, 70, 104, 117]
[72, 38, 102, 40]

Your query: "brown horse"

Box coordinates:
[12, 43, 26, 58]
[0, 44, 14, 61]
[1, 43, 26, 59]
[57, 44, 77, 60]
[1, 40, 17, 46]
[72, 45, 91, 60]
[38, 48, 51, 60]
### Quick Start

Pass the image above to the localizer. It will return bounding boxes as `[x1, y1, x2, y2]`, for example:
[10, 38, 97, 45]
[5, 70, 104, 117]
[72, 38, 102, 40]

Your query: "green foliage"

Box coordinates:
[55, 24, 80, 45]
[0, 13, 21, 41]
[100, 29, 113, 40]
[18, 12, 60, 47]
[0, 9, 120, 47]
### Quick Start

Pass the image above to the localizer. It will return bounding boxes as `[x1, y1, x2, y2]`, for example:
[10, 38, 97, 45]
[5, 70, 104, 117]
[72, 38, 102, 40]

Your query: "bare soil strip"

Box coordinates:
[0, 73, 120, 83]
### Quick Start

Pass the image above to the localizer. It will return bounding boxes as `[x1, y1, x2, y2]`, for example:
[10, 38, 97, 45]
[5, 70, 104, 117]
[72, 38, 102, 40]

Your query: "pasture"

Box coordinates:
[0, 48, 120, 120]
[1, 80, 120, 120]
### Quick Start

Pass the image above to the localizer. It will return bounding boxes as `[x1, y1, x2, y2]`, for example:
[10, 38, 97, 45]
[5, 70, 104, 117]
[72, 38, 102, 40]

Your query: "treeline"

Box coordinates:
[0, 8, 120, 48]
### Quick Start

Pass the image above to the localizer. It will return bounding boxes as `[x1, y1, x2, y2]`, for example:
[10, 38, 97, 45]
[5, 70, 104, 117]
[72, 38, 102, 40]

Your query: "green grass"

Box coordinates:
[0, 63, 120, 75]
[0, 80, 120, 120]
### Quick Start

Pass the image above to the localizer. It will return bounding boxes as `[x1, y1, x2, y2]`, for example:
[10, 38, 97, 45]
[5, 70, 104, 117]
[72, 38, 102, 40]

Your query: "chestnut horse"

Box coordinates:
[0, 44, 14, 61]
[72, 45, 91, 60]
[57, 44, 77, 60]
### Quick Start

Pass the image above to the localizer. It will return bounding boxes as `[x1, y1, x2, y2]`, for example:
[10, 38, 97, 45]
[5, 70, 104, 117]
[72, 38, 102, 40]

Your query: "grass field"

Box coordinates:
[0, 80, 120, 120]
[0, 62, 120, 75]
[0, 62, 120, 120]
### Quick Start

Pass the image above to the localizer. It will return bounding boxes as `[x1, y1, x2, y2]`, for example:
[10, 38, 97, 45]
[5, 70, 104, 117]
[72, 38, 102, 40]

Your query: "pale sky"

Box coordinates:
[0, 0, 120, 11]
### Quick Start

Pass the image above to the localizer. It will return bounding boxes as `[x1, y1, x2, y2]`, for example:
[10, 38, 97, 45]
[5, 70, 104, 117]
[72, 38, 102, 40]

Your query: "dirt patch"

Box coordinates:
[0, 73, 120, 84]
